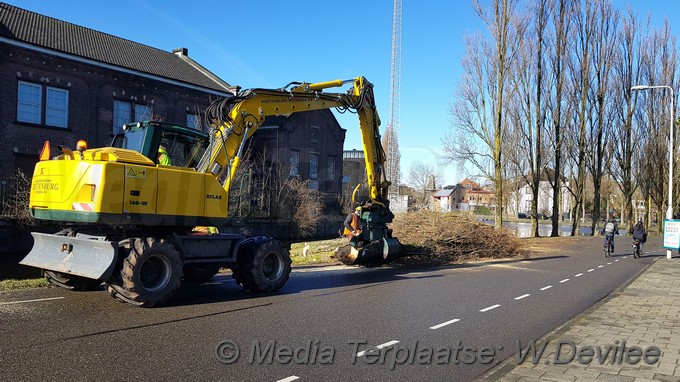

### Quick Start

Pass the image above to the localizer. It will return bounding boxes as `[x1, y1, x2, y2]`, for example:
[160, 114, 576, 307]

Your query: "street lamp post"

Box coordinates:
[631, 84, 674, 259]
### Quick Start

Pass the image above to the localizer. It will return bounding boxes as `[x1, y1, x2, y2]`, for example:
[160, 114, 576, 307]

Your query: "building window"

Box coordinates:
[327, 156, 336, 180]
[187, 113, 200, 129]
[17, 81, 69, 127]
[289, 150, 300, 176]
[46, 87, 69, 127]
[113, 100, 131, 134]
[113, 100, 152, 134]
[525, 187, 531, 194]
[17, 82, 41, 124]
[309, 153, 319, 179]
[311, 126, 320, 143]
[135, 104, 151, 121]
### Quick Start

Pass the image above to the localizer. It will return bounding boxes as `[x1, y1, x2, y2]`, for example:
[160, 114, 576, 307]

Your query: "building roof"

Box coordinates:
[459, 178, 481, 190]
[0, 2, 234, 94]
[432, 189, 454, 198]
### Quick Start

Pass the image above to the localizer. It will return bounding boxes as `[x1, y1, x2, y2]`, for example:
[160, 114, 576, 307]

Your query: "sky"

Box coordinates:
[7, 0, 680, 187]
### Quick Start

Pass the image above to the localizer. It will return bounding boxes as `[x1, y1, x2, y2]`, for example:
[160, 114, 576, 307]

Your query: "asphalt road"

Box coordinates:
[0, 235, 663, 382]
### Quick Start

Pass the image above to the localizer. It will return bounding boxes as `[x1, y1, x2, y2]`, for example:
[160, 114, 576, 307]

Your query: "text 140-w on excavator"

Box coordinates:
[21, 77, 401, 307]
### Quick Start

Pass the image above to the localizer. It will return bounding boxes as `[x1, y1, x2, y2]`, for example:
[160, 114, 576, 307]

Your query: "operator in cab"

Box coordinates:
[157, 145, 172, 165]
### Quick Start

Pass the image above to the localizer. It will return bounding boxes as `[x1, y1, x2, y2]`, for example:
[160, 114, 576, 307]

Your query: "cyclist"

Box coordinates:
[631, 220, 647, 254]
[603, 217, 619, 252]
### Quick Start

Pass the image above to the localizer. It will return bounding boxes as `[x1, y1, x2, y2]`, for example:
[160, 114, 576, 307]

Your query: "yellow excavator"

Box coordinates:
[20, 76, 401, 307]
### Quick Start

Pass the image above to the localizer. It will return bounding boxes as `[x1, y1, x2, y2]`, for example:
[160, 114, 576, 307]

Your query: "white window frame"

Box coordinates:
[134, 103, 151, 121]
[17, 81, 43, 124]
[113, 100, 132, 134]
[113, 100, 152, 134]
[17, 81, 69, 128]
[45, 87, 69, 127]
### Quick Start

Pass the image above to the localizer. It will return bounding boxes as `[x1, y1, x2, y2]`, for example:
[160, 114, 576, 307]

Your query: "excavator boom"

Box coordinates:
[198, 77, 389, 207]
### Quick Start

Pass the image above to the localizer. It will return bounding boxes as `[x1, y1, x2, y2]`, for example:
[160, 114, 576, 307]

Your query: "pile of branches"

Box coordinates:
[390, 211, 524, 265]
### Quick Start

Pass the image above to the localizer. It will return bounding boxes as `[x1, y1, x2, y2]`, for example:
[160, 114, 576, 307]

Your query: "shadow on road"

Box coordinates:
[167, 254, 570, 308]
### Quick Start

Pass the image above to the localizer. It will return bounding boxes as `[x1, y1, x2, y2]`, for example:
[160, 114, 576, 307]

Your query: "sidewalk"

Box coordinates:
[484, 256, 680, 382]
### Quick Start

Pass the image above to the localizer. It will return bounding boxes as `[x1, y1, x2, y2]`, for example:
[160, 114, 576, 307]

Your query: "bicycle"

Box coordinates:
[604, 234, 613, 257]
[632, 239, 642, 258]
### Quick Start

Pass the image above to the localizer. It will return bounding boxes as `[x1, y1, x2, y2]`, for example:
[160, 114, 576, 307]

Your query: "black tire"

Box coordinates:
[106, 237, 182, 307]
[233, 239, 291, 292]
[43, 270, 101, 291]
[182, 264, 221, 283]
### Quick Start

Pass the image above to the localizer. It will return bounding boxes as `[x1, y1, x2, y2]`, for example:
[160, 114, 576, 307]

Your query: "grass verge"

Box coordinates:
[290, 237, 345, 265]
[0, 277, 48, 291]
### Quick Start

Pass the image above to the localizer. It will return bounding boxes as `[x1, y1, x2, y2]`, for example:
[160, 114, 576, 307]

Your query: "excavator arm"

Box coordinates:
[197, 77, 389, 207]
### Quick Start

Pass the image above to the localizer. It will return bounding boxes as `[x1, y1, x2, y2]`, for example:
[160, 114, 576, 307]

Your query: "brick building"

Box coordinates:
[0, 3, 344, 205]
[433, 179, 496, 212]
[0, 2, 239, 179]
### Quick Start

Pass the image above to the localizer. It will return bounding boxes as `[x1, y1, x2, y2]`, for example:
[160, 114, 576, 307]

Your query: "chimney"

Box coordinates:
[172, 47, 188, 57]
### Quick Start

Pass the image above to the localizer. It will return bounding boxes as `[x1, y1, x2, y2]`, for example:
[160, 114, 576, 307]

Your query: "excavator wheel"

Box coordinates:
[182, 264, 222, 283]
[232, 238, 291, 292]
[106, 237, 182, 307]
[43, 270, 102, 291]
[42, 229, 102, 291]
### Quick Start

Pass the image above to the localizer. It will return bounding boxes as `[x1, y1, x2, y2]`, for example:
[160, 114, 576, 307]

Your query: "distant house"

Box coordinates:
[507, 170, 571, 219]
[432, 189, 455, 211]
[433, 179, 496, 212]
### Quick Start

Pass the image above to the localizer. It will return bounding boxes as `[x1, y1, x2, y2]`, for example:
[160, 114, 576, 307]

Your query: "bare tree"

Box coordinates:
[443, 0, 519, 228]
[407, 162, 441, 210]
[586, 0, 619, 236]
[636, 20, 678, 233]
[546, 0, 573, 236]
[566, 0, 596, 236]
[611, 6, 643, 231]
[504, 0, 547, 237]
[228, 144, 325, 236]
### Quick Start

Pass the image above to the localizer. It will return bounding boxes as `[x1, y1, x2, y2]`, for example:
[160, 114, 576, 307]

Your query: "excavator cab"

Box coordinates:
[110, 121, 210, 168]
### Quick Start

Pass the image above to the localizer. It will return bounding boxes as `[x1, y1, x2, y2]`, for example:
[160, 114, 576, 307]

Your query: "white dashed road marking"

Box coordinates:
[559, 278, 570, 283]
[514, 294, 530, 300]
[540, 285, 553, 291]
[0, 297, 64, 305]
[479, 304, 501, 312]
[356, 340, 400, 357]
[430, 318, 460, 330]
[575, 273, 583, 277]
[276, 377, 300, 382]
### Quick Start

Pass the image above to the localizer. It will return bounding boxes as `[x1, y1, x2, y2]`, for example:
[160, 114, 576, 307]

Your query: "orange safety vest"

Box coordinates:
[343, 213, 360, 239]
